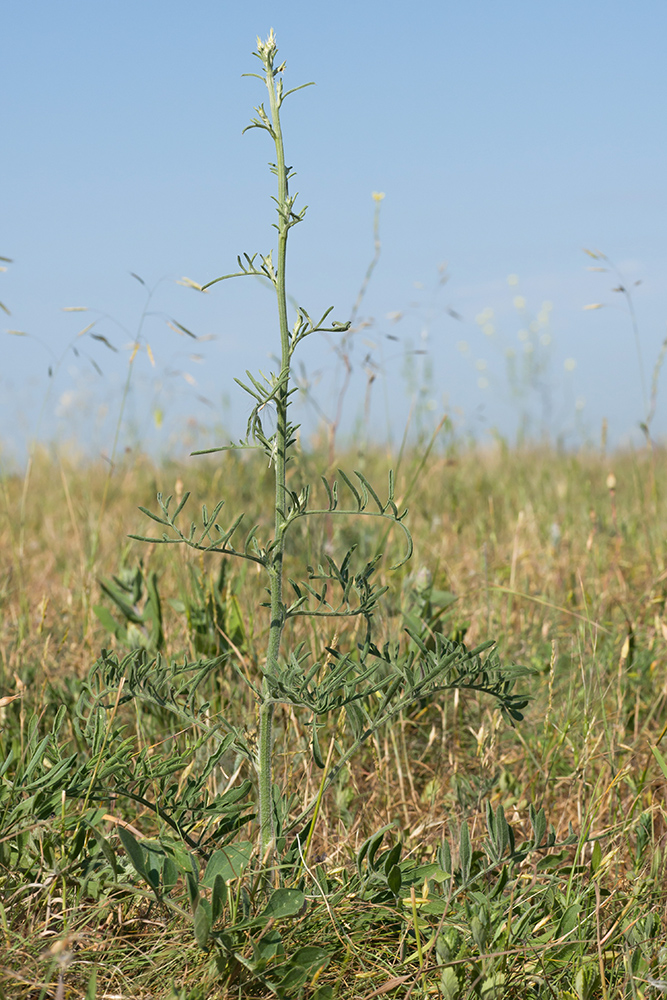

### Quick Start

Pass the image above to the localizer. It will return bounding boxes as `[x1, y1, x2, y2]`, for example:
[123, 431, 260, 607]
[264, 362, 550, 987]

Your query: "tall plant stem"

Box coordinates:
[257, 34, 293, 863]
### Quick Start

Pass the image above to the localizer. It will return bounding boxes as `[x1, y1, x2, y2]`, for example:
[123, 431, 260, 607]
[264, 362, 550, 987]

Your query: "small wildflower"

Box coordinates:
[256, 28, 277, 57]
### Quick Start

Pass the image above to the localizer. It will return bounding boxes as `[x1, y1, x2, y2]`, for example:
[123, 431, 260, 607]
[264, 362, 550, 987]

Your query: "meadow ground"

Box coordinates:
[2, 440, 667, 998]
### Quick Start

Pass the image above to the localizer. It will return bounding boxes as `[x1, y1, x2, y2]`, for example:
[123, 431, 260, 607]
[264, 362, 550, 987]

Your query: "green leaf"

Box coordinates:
[187, 871, 199, 911]
[430, 589, 458, 608]
[590, 840, 602, 874]
[529, 803, 547, 847]
[194, 903, 210, 949]
[440, 966, 462, 1000]
[652, 744, 667, 779]
[471, 914, 487, 951]
[555, 903, 580, 939]
[337, 469, 362, 508]
[536, 848, 571, 871]
[574, 964, 600, 1000]
[439, 837, 452, 875]
[387, 865, 402, 895]
[211, 873, 227, 924]
[354, 471, 384, 512]
[0, 747, 14, 778]
[90, 828, 118, 879]
[143, 846, 162, 890]
[137, 505, 170, 525]
[162, 855, 179, 894]
[290, 945, 330, 973]
[118, 827, 147, 880]
[357, 824, 392, 874]
[383, 841, 402, 875]
[480, 972, 506, 999]
[253, 928, 284, 965]
[97, 580, 142, 625]
[278, 946, 330, 993]
[367, 829, 388, 871]
[459, 822, 471, 884]
[202, 842, 253, 886]
[84, 970, 97, 1000]
[69, 825, 87, 862]
[260, 888, 305, 921]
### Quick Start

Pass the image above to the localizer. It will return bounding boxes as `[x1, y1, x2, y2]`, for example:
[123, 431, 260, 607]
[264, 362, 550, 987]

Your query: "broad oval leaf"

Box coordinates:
[202, 841, 253, 886]
[260, 888, 305, 921]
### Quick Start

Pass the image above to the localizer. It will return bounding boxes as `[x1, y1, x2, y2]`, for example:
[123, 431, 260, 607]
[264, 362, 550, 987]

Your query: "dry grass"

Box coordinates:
[2, 440, 667, 997]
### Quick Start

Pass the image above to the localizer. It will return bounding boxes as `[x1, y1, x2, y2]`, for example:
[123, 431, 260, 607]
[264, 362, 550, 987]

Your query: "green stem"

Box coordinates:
[257, 33, 293, 865]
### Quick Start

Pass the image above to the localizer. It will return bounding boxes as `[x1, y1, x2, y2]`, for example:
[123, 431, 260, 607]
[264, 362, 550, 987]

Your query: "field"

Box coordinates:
[2, 438, 667, 999]
[3, 27, 666, 1000]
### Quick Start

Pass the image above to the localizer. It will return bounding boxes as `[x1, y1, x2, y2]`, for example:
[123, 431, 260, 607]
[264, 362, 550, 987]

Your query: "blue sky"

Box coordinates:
[3, 1, 666, 462]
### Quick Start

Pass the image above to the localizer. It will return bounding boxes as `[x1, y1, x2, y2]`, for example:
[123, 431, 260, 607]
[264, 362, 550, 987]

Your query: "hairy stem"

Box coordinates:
[257, 32, 293, 864]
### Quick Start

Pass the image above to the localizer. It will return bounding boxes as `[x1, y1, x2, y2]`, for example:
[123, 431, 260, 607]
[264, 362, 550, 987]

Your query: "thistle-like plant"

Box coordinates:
[131, 31, 530, 868]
